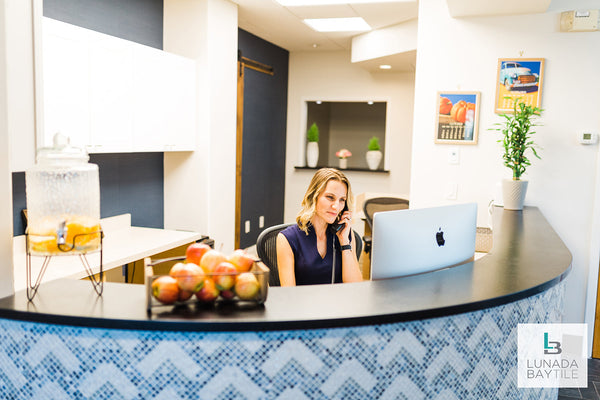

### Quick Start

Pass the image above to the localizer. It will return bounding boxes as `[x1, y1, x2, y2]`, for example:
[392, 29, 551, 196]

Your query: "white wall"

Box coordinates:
[0, 0, 33, 296]
[163, 0, 238, 252]
[285, 51, 415, 227]
[6, 0, 36, 172]
[410, 0, 600, 327]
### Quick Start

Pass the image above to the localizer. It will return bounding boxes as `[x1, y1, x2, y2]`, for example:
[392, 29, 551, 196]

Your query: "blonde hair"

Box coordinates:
[296, 168, 353, 234]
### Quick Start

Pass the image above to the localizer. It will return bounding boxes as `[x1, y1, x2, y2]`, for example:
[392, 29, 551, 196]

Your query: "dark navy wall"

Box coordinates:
[12, 0, 164, 235]
[43, 0, 163, 49]
[238, 29, 289, 248]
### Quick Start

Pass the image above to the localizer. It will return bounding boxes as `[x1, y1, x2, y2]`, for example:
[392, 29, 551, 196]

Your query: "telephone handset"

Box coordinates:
[329, 204, 349, 234]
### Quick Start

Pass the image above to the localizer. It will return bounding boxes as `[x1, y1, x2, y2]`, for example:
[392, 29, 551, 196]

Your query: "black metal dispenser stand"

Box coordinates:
[25, 230, 104, 301]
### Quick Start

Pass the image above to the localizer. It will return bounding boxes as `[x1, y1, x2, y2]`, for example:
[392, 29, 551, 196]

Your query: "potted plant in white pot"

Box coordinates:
[366, 136, 382, 170]
[306, 122, 319, 168]
[492, 98, 542, 210]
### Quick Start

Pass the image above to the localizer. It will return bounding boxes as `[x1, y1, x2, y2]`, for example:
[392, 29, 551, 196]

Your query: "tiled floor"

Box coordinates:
[558, 358, 600, 400]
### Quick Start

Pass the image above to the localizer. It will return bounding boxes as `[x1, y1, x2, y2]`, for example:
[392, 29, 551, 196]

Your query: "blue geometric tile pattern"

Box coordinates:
[0, 281, 565, 399]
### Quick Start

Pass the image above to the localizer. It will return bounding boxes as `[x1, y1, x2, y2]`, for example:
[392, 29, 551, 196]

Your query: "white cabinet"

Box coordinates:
[41, 17, 196, 153]
[132, 45, 196, 152]
[88, 33, 134, 152]
[42, 19, 90, 150]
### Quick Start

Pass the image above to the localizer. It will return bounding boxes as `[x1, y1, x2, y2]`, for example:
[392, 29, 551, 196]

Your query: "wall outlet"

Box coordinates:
[259, 216, 264, 228]
[448, 147, 459, 164]
[245, 220, 250, 233]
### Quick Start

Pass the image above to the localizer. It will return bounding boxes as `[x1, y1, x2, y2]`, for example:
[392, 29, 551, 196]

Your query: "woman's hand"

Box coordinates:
[336, 210, 353, 245]
[335, 210, 363, 283]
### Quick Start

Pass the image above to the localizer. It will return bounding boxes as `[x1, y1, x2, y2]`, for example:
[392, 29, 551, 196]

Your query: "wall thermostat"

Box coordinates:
[578, 132, 598, 145]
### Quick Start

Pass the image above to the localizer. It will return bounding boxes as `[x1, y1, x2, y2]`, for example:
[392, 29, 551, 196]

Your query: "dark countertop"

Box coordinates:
[0, 206, 572, 332]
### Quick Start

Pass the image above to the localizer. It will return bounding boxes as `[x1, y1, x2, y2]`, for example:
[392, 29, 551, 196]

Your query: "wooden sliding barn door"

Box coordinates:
[235, 56, 280, 249]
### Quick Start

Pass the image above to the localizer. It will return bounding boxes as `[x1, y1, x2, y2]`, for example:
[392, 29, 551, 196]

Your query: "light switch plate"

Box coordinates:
[446, 182, 458, 200]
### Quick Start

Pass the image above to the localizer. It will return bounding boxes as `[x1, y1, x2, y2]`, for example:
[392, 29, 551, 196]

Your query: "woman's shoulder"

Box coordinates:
[280, 224, 302, 238]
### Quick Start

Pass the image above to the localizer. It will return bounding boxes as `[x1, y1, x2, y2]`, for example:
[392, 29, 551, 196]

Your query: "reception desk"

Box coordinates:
[0, 207, 571, 399]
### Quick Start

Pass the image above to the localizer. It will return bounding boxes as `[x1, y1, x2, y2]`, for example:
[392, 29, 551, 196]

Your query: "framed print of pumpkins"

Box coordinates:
[435, 91, 480, 145]
[495, 58, 544, 113]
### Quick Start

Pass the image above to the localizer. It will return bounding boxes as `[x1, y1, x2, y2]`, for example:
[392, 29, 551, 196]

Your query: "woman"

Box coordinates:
[276, 168, 363, 286]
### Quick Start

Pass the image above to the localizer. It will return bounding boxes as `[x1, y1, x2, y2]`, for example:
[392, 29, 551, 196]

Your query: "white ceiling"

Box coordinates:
[234, 0, 419, 52]
[233, 0, 553, 71]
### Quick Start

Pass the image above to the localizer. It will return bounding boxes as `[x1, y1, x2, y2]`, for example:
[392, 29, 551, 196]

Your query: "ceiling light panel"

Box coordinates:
[276, 0, 403, 5]
[286, 5, 356, 19]
[304, 17, 371, 32]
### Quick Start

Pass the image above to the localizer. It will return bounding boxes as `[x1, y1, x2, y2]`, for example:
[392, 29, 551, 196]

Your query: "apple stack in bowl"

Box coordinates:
[149, 243, 268, 307]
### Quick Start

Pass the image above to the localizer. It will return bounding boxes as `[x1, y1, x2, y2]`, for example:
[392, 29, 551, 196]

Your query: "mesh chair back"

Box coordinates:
[352, 230, 362, 259]
[257, 223, 363, 287]
[256, 223, 293, 287]
[363, 197, 410, 229]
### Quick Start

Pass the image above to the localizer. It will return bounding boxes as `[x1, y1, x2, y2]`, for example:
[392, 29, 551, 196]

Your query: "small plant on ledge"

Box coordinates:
[307, 123, 319, 143]
[306, 123, 320, 167]
[366, 136, 382, 170]
[367, 136, 381, 151]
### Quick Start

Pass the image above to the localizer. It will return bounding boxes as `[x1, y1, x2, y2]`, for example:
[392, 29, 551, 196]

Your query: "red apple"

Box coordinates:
[195, 278, 220, 302]
[227, 249, 255, 273]
[170, 262, 205, 293]
[185, 242, 211, 265]
[169, 261, 186, 278]
[152, 276, 180, 305]
[220, 289, 235, 300]
[213, 262, 237, 291]
[234, 272, 260, 300]
[199, 250, 226, 274]
[178, 290, 194, 302]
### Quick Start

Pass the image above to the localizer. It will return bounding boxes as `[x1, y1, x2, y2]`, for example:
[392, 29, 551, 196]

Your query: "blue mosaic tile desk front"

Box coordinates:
[0, 282, 564, 399]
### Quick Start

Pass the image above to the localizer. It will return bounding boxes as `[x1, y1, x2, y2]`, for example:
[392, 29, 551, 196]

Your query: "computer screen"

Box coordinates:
[370, 203, 477, 280]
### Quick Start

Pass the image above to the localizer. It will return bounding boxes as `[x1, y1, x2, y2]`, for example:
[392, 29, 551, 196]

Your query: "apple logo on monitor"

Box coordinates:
[436, 228, 445, 246]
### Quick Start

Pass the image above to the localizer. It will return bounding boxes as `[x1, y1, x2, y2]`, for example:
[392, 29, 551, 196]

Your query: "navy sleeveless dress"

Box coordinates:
[280, 224, 351, 285]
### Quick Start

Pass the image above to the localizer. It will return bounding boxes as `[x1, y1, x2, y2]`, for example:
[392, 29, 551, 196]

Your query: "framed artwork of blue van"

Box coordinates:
[495, 58, 544, 113]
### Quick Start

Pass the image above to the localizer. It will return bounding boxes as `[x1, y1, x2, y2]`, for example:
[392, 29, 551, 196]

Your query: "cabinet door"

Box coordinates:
[88, 34, 134, 153]
[42, 18, 90, 149]
[132, 47, 196, 152]
[160, 53, 196, 151]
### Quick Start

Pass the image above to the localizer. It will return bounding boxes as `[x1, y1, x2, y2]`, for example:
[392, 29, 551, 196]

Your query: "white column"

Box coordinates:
[0, 0, 37, 296]
[163, 0, 238, 253]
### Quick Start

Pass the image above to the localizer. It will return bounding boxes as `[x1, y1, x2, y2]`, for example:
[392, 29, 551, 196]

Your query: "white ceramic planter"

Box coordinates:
[366, 150, 382, 170]
[502, 179, 528, 210]
[338, 158, 347, 169]
[306, 142, 319, 168]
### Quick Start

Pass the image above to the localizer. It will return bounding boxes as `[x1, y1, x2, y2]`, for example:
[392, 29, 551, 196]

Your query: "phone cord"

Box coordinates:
[331, 236, 336, 284]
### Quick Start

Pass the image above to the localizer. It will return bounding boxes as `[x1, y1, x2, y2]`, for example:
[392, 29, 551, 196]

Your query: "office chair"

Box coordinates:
[362, 197, 410, 255]
[256, 223, 363, 287]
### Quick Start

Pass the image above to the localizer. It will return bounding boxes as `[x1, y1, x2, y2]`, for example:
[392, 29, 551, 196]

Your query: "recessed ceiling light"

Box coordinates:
[312, 43, 319, 48]
[316, 100, 322, 104]
[276, 0, 400, 5]
[367, 101, 374, 105]
[380, 64, 392, 70]
[304, 17, 371, 33]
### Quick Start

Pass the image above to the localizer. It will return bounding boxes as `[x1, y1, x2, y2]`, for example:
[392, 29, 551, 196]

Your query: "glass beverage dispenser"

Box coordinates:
[25, 134, 101, 255]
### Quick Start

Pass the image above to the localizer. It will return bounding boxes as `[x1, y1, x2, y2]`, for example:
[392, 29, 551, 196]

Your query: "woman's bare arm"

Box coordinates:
[276, 233, 296, 286]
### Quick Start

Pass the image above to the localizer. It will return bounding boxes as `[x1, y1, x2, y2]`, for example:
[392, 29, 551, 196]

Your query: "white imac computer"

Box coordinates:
[370, 203, 477, 280]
